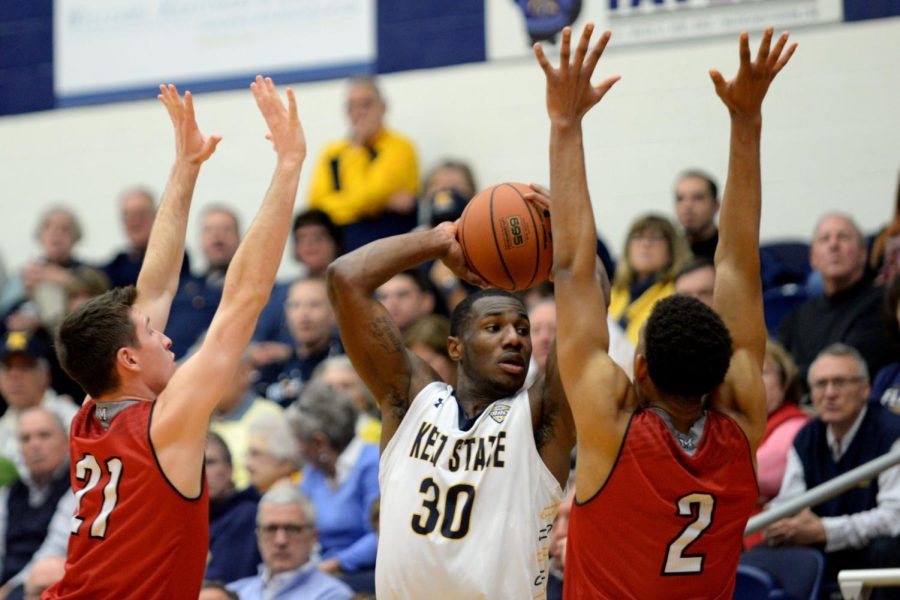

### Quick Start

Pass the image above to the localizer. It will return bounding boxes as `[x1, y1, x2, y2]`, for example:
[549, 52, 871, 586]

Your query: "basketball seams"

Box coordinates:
[513, 184, 542, 290]
[458, 199, 490, 285]
[489, 184, 517, 290]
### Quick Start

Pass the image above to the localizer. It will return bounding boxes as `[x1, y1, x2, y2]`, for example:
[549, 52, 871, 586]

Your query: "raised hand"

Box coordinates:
[534, 24, 620, 127]
[250, 75, 306, 166]
[709, 28, 797, 120]
[157, 84, 221, 165]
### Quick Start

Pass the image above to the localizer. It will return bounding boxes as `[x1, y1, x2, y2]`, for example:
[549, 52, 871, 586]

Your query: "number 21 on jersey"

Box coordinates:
[71, 454, 123, 539]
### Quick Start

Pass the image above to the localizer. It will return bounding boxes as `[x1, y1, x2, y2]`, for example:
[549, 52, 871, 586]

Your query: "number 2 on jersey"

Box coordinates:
[663, 492, 715, 574]
[71, 454, 123, 539]
[411, 477, 475, 539]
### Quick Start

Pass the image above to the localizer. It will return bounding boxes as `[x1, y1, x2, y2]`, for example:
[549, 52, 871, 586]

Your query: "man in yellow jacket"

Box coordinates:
[308, 76, 419, 253]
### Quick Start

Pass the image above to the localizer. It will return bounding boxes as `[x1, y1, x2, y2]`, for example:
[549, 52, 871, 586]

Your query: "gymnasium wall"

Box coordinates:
[0, 11, 897, 278]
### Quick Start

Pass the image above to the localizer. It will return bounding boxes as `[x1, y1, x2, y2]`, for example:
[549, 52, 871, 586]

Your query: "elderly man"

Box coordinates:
[308, 76, 419, 253]
[227, 486, 353, 600]
[0, 408, 72, 587]
[746, 344, 900, 598]
[0, 332, 76, 471]
[779, 213, 893, 387]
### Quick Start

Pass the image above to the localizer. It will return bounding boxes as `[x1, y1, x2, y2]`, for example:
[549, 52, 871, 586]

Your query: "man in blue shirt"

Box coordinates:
[228, 486, 352, 600]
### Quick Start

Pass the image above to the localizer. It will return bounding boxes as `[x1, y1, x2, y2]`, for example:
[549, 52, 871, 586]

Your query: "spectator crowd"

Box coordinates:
[0, 74, 897, 599]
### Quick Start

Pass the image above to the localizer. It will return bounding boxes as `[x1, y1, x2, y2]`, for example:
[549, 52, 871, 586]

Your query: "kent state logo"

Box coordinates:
[490, 404, 510, 423]
[609, 0, 688, 10]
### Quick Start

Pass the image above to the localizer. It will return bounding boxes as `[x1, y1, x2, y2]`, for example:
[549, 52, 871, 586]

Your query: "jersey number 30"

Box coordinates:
[71, 454, 123, 539]
[411, 478, 475, 540]
[663, 492, 715, 575]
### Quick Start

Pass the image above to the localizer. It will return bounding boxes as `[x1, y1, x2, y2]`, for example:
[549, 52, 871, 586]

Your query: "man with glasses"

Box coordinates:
[749, 343, 900, 598]
[227, 486, 353, 600]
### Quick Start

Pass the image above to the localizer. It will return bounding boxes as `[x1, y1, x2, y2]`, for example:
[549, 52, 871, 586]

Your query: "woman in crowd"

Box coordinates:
[757, 340, 809, 503]
[287, 381, 380, 578]
[608, 214, 690, 345]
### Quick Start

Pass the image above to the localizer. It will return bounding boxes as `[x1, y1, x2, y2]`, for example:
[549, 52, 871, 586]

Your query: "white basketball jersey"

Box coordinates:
[376, 382, 563, 600]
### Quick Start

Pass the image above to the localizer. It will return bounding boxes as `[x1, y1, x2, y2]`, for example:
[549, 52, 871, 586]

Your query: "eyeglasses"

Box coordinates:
[258, 523, 313, 539]
[810, 376, 865, 393]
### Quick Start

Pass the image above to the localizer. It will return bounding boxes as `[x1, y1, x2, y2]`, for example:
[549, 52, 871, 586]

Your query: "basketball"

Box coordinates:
[456, 182, 553, 291]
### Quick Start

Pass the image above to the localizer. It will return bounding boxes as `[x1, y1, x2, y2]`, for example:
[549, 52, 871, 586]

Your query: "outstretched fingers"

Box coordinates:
[756, 27, 774, 66]
[584, 30, 612, 75]
[559, 27, 572, 75]
[738, 31, 751, 67]
[772, 42, 797, 76]
[572, 24, 593, 73]
[534, 42, 553, 77]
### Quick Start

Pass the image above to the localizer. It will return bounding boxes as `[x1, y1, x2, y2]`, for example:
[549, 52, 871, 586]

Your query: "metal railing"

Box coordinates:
[839, 568, 900, 600]
[745, 446, 900, 535]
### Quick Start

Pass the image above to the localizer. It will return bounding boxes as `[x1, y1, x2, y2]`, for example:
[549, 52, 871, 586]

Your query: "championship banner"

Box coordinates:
[54, 0, 375, 103]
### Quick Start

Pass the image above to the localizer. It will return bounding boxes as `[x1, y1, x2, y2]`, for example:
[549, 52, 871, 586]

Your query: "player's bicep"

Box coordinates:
[710, 350, 767, 452]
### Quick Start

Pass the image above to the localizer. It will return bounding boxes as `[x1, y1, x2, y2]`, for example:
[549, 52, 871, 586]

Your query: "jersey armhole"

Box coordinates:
[574, 409, 637, 507]
[147, 401, 206, 502]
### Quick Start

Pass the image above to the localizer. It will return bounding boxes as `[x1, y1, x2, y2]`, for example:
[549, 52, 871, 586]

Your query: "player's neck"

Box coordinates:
[93, 378, 156, 404]
[647, 397, 704, 434]
[454, 379, 506, 419]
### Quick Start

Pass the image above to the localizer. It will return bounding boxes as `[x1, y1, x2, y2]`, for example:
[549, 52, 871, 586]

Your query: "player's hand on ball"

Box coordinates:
[435, 221, 488, 288]
[524, 183, 552, 214]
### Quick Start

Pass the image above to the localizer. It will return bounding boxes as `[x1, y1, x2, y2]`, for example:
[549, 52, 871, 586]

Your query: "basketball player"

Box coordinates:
[44, 77, 305, 599]
[533, 25, 795, 598]
[327, 232, 574, 595]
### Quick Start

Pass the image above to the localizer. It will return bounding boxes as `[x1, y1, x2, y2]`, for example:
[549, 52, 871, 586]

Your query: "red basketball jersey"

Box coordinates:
[564, 409, 757, 600]
[44, 400, 208, 600]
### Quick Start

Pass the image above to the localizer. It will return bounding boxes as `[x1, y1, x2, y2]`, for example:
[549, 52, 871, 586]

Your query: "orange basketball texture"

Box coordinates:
[457, 182, 553, 291]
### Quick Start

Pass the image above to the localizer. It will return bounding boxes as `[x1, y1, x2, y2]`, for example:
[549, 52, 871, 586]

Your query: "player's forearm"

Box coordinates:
[222, 160, 302, 309]
[715, 117, 762, 269]
[549, 123, 599, 278]
[327, 227, 453, 295]
[136, 161, 201, 300]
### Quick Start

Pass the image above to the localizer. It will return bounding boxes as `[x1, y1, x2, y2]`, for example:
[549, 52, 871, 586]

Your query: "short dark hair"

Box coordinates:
[644, 295, 733, 397]
[292, 209, 342, 254]
[675, 257, 716, 283]
[56, 286, 139, 398]
[677, 170, 719, 201]
[450, 289, 524, 338]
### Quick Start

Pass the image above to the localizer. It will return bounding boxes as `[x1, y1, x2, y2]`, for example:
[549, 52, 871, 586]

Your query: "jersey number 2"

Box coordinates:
[663, 492, 715, 574]
[71, 454, 123, 539]
[411, 478, 475, 540]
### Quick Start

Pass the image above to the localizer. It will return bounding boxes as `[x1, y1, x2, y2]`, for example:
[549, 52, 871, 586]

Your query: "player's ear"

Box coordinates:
[633, 352, 648, 383]
[117, 346, 140, 373]
[447, 336, 463, 362]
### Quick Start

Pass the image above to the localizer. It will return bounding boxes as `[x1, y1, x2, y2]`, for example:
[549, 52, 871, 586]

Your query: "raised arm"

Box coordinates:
[135, 85, 221, 331]
[709, 29, 796, 438]
[327, 223, 483, 447]
[153, 76, 305, 496]
[534, 26, 632, 472]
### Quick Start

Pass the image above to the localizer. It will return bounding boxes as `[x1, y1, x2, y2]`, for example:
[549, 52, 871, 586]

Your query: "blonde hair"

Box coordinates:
[613, 214, 691, 290]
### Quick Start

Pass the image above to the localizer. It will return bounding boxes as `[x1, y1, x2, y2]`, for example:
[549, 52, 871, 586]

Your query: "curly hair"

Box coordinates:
[644, 295, 733, 398]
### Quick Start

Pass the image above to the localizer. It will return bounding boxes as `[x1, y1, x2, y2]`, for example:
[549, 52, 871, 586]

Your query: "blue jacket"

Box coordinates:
[299, 443, 379, 572]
